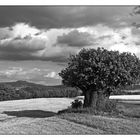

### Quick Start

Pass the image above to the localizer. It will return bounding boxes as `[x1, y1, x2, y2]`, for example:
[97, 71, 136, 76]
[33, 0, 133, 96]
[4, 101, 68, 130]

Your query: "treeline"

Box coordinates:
[0, 84, 81, 101]
[0, 81, 139, 102]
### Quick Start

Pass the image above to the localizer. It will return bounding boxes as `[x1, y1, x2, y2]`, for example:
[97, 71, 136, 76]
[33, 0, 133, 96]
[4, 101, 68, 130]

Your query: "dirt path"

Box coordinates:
[0, 98, 103, 134]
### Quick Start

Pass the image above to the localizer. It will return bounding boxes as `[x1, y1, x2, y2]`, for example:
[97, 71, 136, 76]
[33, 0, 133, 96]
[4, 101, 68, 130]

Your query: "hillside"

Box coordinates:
[1, 80, 65, 89]
[0, 81, 81, 101]
[0, 80, 140, 102]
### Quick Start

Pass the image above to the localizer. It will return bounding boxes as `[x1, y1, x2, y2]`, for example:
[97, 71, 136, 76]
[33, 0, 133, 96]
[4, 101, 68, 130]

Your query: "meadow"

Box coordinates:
[0, 97, 139, 134]
[0, 81, 139, 134]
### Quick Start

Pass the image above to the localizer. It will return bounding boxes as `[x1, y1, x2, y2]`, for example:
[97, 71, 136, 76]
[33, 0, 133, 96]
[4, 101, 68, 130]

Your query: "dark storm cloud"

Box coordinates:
[56, 30, 95, 47]
[0, 6, 134, 29]
[0, 49, 68, 62]
[134, 41, 140, 46]
[0, 51, 68, 62]
[0, 22, 70, 62]
[0, 6, 138, 63]
[0, 52, 38, 61]
[131, 6, 140, 15]
[0, 35, 47, 61]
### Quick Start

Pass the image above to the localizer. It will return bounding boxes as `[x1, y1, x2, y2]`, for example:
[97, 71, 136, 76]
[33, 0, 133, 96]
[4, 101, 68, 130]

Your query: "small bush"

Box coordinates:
[58, 99, 119, 117]
[71, 99, 83, 109]
[103, 100, 118, 112]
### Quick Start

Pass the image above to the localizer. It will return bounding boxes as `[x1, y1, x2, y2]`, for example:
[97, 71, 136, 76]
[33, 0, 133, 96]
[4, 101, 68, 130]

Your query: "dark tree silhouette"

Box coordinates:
[59, 48, 140, 109]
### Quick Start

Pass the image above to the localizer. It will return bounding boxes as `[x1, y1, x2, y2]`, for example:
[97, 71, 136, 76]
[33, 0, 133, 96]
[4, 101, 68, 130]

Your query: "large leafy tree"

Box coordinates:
[59, 48, 140, 109]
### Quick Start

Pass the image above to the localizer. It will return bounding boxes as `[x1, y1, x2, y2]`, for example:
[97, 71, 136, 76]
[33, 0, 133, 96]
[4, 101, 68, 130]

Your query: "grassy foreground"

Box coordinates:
[58, 102, 140, 134]
[0, 97, 139, 134]
[0, 98, 102, 134]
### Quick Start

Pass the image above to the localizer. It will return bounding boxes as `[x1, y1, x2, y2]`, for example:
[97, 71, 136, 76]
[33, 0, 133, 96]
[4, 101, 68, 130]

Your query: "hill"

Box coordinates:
[0, 81, 81, 101]
[2, 80, 64, 89]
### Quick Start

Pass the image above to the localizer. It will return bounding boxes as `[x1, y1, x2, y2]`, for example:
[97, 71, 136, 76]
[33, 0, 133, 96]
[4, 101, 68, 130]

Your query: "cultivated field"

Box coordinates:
[0, 98, 98, 134]
[0, 96, 139, 134]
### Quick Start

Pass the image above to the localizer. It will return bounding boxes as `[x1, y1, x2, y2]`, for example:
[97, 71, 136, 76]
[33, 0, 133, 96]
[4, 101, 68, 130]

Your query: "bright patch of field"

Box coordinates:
[0, 98, 100, 134]
[0, 98, 73, 113]
[77, 95, 140, 104]
[0, 96, 139, 134]
[110, 95, 140, 100]
[110, 95, 140, 104]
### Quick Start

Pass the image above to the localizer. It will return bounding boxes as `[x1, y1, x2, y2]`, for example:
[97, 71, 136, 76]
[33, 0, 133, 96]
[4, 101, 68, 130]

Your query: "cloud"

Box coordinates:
[0, 37, 46, 52]
[0, 23, 48, 60]
[0, 7, 139, 63]
[44, 71, 60, 79]
[1, 6, 140, 85]
[0, 67, 23, 77]
[1, 22, 140, 62]
[74, 25, 140, 58]
[0, 6, 135, 29]
[56, 30, 95, 47]
[94, 26, 140, 56]
[0, 66, 61, 85]
[0, 23, 80, 62]
[0, 60, 64, 85]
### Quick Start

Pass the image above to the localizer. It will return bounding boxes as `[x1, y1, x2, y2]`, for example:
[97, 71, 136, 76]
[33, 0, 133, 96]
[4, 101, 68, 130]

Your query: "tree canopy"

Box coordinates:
[59, 48, 140, 108]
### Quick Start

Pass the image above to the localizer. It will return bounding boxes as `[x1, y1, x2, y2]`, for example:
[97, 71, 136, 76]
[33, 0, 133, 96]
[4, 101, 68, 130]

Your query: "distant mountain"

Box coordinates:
[0, 80, 81, 102]
[0, 80, 64, 90]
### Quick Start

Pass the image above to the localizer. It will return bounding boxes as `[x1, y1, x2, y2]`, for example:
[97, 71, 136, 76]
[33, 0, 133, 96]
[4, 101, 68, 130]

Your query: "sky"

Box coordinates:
[0, 6, 140, 85]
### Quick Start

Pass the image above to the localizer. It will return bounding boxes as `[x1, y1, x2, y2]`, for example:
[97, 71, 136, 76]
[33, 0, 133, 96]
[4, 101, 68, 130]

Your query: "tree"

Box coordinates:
[59, 47, 140, 109]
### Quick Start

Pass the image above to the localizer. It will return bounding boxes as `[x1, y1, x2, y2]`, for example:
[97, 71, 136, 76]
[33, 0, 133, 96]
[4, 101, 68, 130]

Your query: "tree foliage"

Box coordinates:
[59, 48, 140, 108]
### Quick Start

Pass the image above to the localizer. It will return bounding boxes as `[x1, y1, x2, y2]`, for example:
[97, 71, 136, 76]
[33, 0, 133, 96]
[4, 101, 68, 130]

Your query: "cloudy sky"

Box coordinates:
[0, 6, 140, 85]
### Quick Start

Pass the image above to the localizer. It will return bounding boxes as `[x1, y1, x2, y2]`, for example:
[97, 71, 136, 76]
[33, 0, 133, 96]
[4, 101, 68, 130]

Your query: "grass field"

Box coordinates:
[0, 98, 100, 134]
[59, 112, 140, 134]
[59, 97, 140, 134]
[0, 98, 73, 113]
[0, 96, 139, 134]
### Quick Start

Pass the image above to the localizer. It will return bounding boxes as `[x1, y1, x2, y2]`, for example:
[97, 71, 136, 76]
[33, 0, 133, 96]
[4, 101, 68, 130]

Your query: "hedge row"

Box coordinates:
[0, 84, 81, 101]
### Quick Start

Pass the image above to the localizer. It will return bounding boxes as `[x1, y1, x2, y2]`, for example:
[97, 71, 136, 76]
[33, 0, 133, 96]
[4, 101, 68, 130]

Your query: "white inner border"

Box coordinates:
[0, 1, 140, 140]
[0, 0, 140, 5]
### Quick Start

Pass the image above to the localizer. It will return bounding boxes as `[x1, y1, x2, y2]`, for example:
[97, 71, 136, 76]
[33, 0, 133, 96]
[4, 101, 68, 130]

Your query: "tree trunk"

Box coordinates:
[90, 91, 98, 109]
[96, 91, 109, 110]
[83, 89, 109, 110]
[83, 89, 98, 108]
[83, 90, 91, 107]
